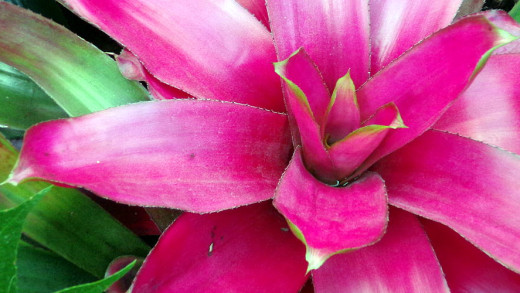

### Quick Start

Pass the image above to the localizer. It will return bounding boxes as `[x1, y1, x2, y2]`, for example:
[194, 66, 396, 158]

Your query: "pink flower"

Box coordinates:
[8, 0, 520, 291]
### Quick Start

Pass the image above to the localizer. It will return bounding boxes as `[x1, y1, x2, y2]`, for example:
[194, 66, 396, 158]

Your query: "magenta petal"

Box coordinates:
[313, 208, 449, 293]
[369, 0, 463, 74]
[357, 15, 514, 171]
[275, 49, 330, 128]
[273, 148, 387, 270]
[132, 202, 308, 292]
[329, 103, 405, 179]
[9, 100, 292, 213]
[434, 55, 520, 154]
[268, 0, 370, 88]
[274, 51, 337, 182]
[235, 0, 270, 30]
[424, 219, 520, 293]
[62, 0, 283, 111]
[324, 72, 361, 143]
[375, 130, 520, 272]
[143, 70, 192, 100]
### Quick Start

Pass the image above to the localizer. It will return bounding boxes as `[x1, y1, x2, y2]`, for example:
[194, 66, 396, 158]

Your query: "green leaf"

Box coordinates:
[0, 2, 149, 117]
[54, 260, 136, 293]
[0, 134, 150, 277]
[0, 186, 50, 293]
[17, 242, 96, 293]
[510, 1, 520, 23]
[0, 62, 67, 129]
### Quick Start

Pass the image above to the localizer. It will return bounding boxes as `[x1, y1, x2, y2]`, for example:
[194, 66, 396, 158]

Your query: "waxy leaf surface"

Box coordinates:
[10, 100, 292, 213]
[133, 202, 308, 292]
[356, 15, 515, 172]
[375, 130, 520, 272]
[424, 220, 520, 292]
[434, 54, 520, 153]
[268, 0, 370, 88]
[370, 0, 463, 73]
[312, 208, 449, 293]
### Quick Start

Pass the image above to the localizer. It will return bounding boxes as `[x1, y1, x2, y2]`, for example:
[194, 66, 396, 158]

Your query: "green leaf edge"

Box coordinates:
[53, 260, 136, 293]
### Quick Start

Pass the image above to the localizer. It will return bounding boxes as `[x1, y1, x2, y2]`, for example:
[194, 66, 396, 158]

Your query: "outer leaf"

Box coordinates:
[0, 134, 150, 277]
[17, 242, 96, 293]
[374, 130, 520, 273]
[267, 0, 370, 88]
[235, 0, 270, 29]
[434, 54, 520, 153]
[8, 100, 292, 213]
[273, 148, 387, 271]
[132, 202, 308, 292]
[0, 186, 49, 293]
[356, 15, 516, 173]
[0, 2, 149, 117]
[370, 0, 463, 73]
[0, 62, 67, 129]
[423, 219, 520, 293]
[312, 208, 449, 293]
[60, 0, 284, 111]
[54, 261, 136, 293]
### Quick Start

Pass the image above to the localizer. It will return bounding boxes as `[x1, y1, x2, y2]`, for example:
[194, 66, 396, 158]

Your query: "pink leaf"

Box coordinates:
[324, 72, 361, 143]
[312, 208, 449, 293]
[267, 0, 370, 88]
[435, 54, 520, 153]
[132, 202, 308, 292]
[62, 0, 284, 111]
[274, 50, 337, 182]
[375, 130, 520, 273]
[235, 0, 270, 30]
[274, 148, 387, 271]
[370, 0, 463, 74]
[9, 100, 292, 213]
[274, 49, 330, 128]
[329, 103, 405, 179]
[424, 219, 520, 293]
[356, 15, 515, 173]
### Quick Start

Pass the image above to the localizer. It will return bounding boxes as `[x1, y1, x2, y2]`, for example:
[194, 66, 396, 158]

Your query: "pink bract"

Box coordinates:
[8, 0, 520, 292]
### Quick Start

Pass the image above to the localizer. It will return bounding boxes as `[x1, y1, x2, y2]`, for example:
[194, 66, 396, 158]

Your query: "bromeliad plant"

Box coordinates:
[3, 0, 520, 292]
